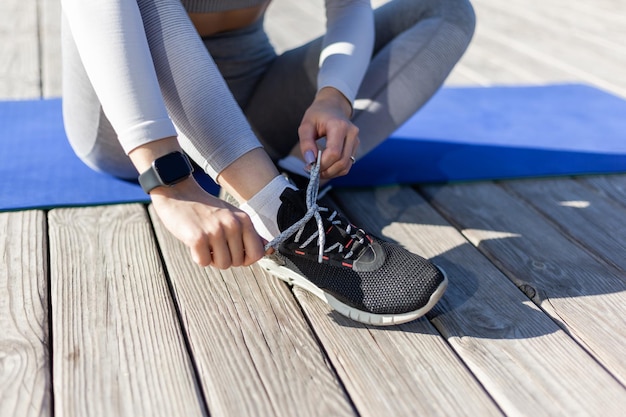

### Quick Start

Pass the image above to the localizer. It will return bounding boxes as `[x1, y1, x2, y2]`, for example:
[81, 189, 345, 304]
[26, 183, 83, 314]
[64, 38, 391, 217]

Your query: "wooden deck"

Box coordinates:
[2, 0, 626, 416]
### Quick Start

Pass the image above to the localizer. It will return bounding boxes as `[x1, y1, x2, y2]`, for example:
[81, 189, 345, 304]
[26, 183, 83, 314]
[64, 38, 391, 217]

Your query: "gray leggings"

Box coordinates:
[62, 0, 475, 180]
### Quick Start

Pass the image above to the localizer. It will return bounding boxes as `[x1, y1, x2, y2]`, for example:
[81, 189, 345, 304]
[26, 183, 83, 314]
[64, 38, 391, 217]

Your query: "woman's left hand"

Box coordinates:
[298, 87, 360, 180]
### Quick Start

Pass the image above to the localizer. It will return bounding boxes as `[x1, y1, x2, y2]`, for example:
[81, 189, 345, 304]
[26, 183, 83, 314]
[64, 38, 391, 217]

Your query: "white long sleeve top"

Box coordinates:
[61, 0, 374, 154]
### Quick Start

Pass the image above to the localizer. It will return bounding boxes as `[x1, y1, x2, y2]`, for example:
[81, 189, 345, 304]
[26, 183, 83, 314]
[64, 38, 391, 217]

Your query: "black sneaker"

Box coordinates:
[260, 159, 447, 326]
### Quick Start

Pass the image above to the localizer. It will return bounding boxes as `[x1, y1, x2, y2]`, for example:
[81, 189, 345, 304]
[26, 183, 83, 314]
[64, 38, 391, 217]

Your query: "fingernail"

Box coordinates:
[304, 150, 316, 165]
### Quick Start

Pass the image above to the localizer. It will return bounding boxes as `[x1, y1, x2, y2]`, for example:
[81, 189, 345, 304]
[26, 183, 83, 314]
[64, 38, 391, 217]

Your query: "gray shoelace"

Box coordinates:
[264, 151, 327, 263]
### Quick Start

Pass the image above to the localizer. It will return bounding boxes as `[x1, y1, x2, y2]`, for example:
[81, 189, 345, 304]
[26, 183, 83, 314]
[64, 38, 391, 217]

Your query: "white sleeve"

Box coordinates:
[61, 0, 177, 154]
[318, 0, 374, 107]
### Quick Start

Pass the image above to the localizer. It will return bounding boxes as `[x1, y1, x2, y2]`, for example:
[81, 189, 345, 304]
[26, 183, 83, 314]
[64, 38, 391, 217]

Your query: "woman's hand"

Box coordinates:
[150, 177, 266, 269]
[298, 87, 359, 180]
[129, 137, 266, 269]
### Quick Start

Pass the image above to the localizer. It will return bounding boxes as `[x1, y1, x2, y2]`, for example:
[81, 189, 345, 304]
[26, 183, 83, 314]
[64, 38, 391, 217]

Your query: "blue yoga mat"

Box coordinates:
[1, 84, 625, 211]
[1, 99, 148, 210]
[0, 98, 218, 211]
[335, 83, 626, 186]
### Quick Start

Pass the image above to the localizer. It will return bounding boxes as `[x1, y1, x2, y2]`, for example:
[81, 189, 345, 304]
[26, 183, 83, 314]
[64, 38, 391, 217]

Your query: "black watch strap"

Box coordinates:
[138, 151, 193, 194]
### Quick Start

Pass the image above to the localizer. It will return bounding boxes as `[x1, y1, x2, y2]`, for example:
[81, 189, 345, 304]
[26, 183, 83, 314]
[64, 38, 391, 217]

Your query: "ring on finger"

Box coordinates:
[350, 156, 356, 164]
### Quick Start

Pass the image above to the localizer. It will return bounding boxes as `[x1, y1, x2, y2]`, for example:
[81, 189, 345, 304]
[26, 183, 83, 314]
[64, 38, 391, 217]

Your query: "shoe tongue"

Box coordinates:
[277, 187, 309, 232]
[277, 187, 375, 261]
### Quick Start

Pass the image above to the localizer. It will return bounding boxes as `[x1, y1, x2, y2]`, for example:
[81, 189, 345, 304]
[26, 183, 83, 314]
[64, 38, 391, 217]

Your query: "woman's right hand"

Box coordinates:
[149, 177, 266, 269]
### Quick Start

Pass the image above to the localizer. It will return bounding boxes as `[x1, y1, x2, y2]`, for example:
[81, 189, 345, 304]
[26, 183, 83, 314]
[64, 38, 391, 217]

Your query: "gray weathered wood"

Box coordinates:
[581, 174, 626, 208]
[0, 0, 41, 98]
[0, 211, 51, 417]
[265, 0, 325, 53]
[148, 205, 356, 417]
[454, 32, 577, 86]
[500, 0, 626, 49]
[3, 0, 626, 416]
[295, 288, 503, 417]
[48, 205, 205, 417]
[330, 186, 626, 416]
[504, 178, 626, 271]
[456, 0, 626, 96]
[40, 0, 62, 97]
[265, 0, 390, 53]
[421, 182, 626, 387]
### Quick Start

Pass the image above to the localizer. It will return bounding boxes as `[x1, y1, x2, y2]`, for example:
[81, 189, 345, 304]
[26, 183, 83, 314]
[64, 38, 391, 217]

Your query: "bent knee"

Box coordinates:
[443, 0, 477, 41]
[79, 149, 138, 181]
[66, 130, 138, 180]
[64, 109, 138, 180]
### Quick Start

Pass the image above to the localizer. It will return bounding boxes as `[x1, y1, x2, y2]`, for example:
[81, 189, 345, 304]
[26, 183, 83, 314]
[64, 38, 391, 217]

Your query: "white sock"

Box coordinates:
[277, 155, 310, 179]
[240, 175, 297, 241]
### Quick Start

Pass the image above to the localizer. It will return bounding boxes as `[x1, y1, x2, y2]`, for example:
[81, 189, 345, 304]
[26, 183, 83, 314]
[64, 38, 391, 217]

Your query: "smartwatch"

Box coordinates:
[138, 151, 194, 194]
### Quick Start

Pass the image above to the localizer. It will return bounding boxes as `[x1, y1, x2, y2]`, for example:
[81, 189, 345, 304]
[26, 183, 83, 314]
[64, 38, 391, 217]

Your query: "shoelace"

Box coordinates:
[265, 151, 367, 264]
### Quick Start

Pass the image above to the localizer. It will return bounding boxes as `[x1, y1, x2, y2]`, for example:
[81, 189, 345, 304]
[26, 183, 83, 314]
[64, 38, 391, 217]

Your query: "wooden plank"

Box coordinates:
[265, 0, 325, 53]
[265, 0, 392, 53]
[504, 178, 626, 271]
[501, 0, 626, 36]
[148, 205, 356, 417]
[0, 211, 51, 417]
[475, 0, 626, 54]
[411, 0, 575, 87]
[265, 0, 477, 89]
[468, 0, 626, 96]
[0, 0, 41, 98]
[454, 32, 579, 85]
[581, 174, 626, 208]
[295, 289, 502, 417]
[40, 0, 62, 97]
[48, 205, 205, 417]
[499, 0, 626, 47]
[421, 182, 626, 387]
[325, 186, 626, 416]
[444, 64, 487, 87]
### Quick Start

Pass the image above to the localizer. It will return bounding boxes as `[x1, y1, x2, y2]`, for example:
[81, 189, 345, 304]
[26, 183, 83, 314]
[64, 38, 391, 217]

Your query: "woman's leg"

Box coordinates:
[62, 0, 274, 188]
[63, 0, 287, 241]
[61, 13, 137, 180]
[245, 0, 476, 162]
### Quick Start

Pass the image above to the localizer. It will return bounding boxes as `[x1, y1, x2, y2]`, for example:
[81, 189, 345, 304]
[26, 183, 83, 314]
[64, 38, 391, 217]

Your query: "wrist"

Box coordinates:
[315, 87, 352, 117]
[136, 149, 194, 194]
[129, 136, 181, 173]
[149, 175, 198, 198]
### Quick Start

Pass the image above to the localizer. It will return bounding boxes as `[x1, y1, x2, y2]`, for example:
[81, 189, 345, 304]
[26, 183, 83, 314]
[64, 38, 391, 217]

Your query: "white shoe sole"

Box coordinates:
[258, 257, 448, 326]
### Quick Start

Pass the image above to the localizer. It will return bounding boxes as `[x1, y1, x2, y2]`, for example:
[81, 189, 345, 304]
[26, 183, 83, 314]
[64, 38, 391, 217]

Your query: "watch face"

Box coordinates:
[155, 152, 192, 184]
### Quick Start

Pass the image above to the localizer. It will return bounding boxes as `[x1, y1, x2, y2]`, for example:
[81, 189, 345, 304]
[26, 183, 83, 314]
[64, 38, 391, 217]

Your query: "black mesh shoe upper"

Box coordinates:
[272, 187, 445, 315]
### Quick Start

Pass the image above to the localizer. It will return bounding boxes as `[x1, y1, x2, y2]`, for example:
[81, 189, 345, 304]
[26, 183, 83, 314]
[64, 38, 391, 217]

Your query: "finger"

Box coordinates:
[348, 125, 360, 159]
[226, 234, 245, 267]
[260, 238, 275, 255]
[220, 214, 245, 267]
[320, 158, 350, 179]
[322, 126, 360, 179]
[207, 223, 232, 269]
[190, 240, 212, 267]
[240, 220, 265, 266]
[297, 122, 318, 167]
[319, 120, 348, 171]
[209, 237, 232, 270]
